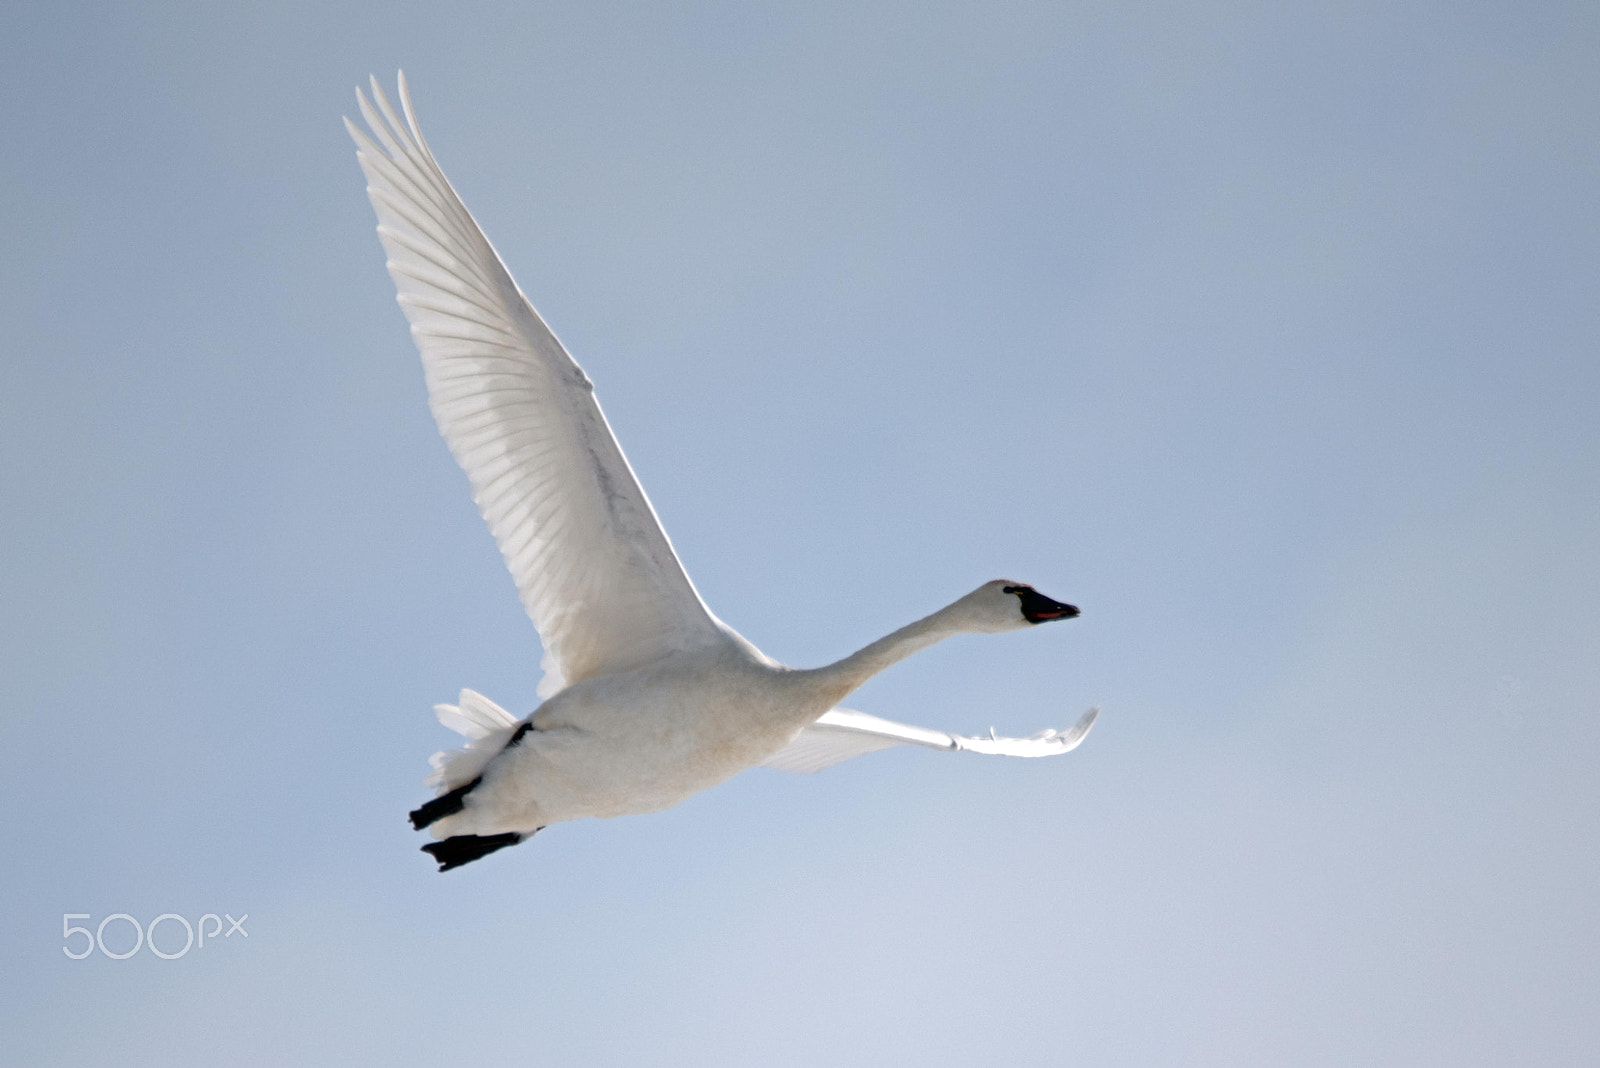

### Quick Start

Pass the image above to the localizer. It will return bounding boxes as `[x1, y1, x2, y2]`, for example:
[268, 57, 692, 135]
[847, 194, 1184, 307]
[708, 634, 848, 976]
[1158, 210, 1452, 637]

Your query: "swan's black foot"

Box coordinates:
[422, 827, 543, 872]
[408, 776, 483, 830]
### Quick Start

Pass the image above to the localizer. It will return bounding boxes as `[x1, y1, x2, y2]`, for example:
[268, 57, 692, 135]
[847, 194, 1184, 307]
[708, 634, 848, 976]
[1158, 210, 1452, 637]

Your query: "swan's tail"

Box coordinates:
[423, 689, 520, 793]
[409, 689, 545, 871]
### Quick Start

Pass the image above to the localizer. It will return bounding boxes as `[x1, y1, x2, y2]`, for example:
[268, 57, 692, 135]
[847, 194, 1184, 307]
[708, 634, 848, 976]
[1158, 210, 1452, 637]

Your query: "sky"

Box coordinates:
[2, 1, 1597, 1063]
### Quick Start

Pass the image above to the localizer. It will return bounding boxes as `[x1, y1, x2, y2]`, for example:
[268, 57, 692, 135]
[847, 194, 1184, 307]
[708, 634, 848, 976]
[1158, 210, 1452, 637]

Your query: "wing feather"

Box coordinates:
[348, 73, 723, 697]
[762, 707, 1100, 774]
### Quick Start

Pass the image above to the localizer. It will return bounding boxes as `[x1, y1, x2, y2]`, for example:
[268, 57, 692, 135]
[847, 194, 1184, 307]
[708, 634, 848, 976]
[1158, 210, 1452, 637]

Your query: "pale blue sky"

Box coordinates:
[3, 2, 1597, 1064]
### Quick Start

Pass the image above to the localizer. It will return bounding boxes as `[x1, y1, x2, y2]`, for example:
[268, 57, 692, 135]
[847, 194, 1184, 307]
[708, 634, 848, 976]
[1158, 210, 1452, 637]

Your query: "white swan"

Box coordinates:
[346, 74, 1098, 871]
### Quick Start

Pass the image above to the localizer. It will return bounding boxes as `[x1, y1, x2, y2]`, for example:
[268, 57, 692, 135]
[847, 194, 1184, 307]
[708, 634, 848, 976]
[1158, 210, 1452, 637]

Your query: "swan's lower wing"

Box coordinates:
[760, 707, 1100, 774]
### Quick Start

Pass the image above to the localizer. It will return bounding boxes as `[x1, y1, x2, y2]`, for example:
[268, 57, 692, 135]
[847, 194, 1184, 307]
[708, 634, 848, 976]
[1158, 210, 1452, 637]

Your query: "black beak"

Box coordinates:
[1016, 588, 1079, 624]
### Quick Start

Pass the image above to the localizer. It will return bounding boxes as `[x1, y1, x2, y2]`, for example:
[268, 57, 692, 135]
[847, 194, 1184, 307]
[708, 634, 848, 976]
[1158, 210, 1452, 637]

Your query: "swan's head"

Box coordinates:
[959, 579, 1080, 632]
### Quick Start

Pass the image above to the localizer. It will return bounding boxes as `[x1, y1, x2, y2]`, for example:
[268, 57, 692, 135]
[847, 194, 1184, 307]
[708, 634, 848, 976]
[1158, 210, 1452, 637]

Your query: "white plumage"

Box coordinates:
[760, 706, 1101, 774]
[347, 74, 1097, 871]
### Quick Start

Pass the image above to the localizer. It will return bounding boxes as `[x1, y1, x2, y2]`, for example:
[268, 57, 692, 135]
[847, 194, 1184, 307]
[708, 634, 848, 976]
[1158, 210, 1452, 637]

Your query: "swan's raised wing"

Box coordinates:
[761, 706, 1100, 774]
[347, 74, 722, 696]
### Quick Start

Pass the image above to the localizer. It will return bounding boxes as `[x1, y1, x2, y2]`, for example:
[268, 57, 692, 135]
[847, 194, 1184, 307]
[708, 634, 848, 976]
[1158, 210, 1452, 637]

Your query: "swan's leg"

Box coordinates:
[409, 775, 483, 830]
[422, 828, 542, 872]
[409, 720, 539, 830]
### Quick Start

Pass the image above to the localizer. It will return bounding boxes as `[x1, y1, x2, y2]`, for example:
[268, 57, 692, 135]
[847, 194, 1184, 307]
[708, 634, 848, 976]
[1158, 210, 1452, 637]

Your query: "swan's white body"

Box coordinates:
[346, 75, 1097, 866]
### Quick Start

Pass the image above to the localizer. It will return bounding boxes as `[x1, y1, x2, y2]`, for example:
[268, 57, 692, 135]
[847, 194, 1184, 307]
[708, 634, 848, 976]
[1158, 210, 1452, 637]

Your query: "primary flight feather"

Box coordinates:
[348, 73, 1097, 872]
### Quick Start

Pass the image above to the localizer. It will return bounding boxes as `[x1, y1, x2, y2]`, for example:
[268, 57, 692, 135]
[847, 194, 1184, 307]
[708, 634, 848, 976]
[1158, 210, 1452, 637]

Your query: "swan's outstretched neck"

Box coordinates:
[802, 600, 975, 705]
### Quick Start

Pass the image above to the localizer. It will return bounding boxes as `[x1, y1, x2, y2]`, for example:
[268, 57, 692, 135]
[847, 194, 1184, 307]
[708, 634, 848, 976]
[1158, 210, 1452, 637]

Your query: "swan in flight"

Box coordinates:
[346, 74, 1098, 872]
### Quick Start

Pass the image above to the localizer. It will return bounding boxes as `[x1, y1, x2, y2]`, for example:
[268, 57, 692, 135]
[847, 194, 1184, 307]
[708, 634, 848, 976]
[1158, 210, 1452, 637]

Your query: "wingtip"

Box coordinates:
[1064, 706, 1100, 749]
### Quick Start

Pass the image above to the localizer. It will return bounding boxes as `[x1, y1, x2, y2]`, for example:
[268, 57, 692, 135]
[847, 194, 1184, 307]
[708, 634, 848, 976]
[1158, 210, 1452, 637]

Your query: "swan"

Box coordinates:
[346, 74, 1098, 872]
